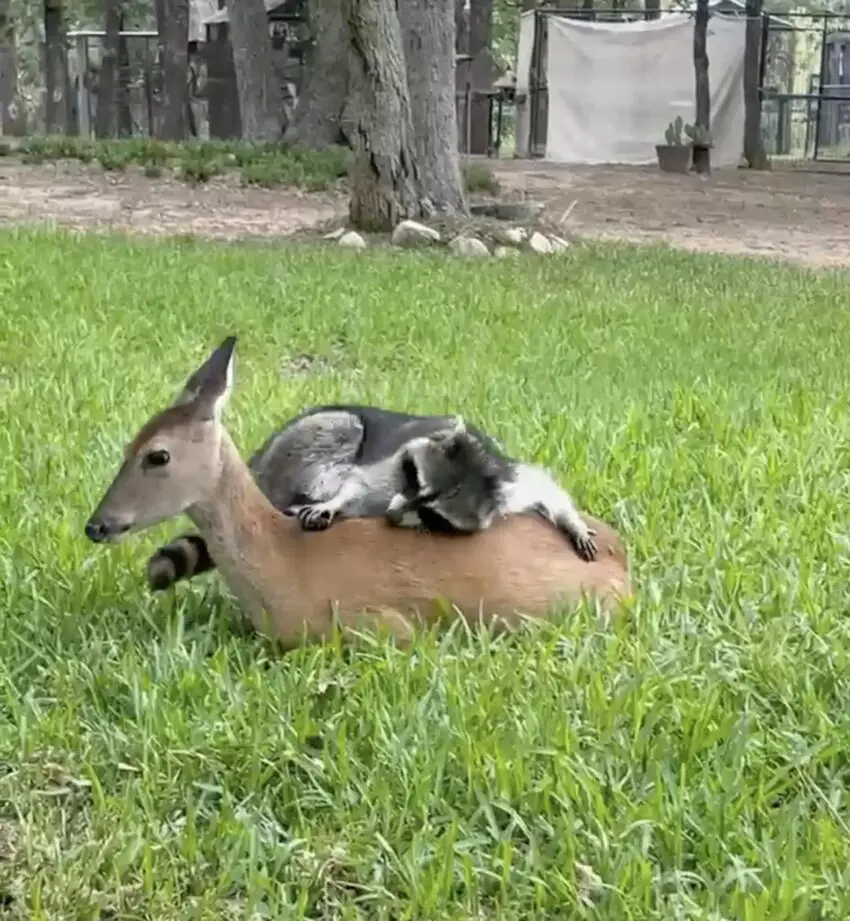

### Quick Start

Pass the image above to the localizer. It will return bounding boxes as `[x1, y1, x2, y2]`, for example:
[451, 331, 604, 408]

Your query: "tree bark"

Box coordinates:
[743, 0, 767, 168]
[0, 0, 18, 135]
[398, 0, 467, 216]
[284, 2, 348, 148]
[154, 0, 189, 141]
[644, 0, 660, 20]
[692, 0, 711, 175]
[117, 13, 133, 136]
[225, 0, 282, 142]
[95, 0, 122, 138]
[44, 0, 73, 134]
[343, 0, 423, 232]
[467, 0, 493, 154]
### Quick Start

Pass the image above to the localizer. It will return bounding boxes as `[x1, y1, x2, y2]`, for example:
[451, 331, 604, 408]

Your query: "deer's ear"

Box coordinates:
[173, 336, 237, 421]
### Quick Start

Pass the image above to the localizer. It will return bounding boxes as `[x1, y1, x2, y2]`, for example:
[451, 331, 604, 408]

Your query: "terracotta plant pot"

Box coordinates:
[655, 144, 692, 174]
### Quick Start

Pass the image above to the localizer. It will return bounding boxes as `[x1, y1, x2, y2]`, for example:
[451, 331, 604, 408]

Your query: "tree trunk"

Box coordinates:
[398, 0, 467, 216]
[154, 0, 189, 140]
[743, 0, 767, 168]
[95, 0, 122, 138]
[284, 2, 348, 148]
[455, 0, 468, 53]
[225, 0, 282, 142]
[44, 0, 73, 133]
[0, 0, 18, 135]
[343, 0, 423, 232]
[692, 0, 711, 175]
[117, 13, 133, 136]
[644, 0, 660, 20]
[467, 0, 493, 154]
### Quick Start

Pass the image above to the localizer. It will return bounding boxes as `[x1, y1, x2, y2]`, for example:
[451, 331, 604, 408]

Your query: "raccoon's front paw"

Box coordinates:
[573, 527, 598, 562]
[295, 504, 337, 532]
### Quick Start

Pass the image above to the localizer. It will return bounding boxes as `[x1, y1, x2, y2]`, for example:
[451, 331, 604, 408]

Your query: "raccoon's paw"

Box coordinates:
[291, 504, 337, 532]
[147, 553, 178, 592]
[573, 527, 598, 562]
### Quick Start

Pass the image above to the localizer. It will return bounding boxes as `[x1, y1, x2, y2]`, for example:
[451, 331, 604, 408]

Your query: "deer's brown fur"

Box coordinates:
[85, 337, 632, 648]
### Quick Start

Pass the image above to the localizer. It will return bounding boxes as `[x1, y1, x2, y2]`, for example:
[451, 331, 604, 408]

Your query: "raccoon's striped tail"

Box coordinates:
[146, 533, 216, 591]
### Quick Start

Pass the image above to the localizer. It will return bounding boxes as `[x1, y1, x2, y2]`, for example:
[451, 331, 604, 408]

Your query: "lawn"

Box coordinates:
[1, 228, 850, 920]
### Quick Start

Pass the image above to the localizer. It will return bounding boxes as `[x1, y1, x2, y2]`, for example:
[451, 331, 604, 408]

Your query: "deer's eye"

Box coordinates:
[145, 449, 171, 468]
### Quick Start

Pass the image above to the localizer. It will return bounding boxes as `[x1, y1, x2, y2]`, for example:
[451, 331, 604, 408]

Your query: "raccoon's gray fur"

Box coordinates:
[145, 404, 505, 591]
[385, 417, 598, 561]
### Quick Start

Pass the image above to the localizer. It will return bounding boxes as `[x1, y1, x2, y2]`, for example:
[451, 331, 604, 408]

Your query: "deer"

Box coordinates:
[84, 337, 633, 649]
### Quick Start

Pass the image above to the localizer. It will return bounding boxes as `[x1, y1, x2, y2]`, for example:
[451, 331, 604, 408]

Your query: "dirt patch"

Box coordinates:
[488, 159, 850, 269]
[0, 157, 848, 268]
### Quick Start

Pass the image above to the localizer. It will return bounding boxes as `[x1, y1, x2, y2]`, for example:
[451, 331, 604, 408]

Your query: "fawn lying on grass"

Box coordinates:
[85, 336, 632, 648]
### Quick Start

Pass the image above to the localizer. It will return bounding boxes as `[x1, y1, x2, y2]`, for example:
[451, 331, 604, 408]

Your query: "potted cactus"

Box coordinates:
[655, 116, 692, 174]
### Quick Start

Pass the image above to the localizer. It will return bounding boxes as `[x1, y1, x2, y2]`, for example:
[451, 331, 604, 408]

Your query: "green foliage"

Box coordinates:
[461, 162, 501, 196]
[2, 228, 850, 918]
[9, 137, 354, 191]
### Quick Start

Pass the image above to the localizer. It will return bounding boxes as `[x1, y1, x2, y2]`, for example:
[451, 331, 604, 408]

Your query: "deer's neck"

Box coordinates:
[186, 430, 290, 619]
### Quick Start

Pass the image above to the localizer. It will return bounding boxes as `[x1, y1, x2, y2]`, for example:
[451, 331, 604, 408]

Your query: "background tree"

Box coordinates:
[692, 0, 710, 174]
[0, 0, 18, 134]
[154, 0, 189, 140]
[644, 0, 660, 19]
[225, 0, 282, 142]
[95, 0, 121, 137]
[284, 3, 348, 148]
[344, 0, 422, 231]
[467, 0, 493, 152]
[398, 0, 467, 215]
[44, 0, 74, 133]
[743, 0, 767, 168]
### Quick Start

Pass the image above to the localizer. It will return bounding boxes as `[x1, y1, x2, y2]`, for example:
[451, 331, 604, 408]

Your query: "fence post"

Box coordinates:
[75, 33, 89, 137]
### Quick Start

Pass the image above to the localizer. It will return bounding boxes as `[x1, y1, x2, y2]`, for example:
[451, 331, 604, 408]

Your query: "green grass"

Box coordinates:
[2, 228, 850, 919]
[1, 136, 499, 195]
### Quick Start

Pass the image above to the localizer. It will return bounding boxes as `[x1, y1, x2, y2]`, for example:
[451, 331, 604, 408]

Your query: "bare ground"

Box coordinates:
[1, 157, 848, 268]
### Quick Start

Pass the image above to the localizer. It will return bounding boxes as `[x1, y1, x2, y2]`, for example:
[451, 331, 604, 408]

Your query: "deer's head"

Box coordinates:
[85, 336, 237, 543]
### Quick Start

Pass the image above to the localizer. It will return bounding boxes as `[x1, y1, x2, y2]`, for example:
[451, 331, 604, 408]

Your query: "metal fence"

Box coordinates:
[523, 6, 850, 170]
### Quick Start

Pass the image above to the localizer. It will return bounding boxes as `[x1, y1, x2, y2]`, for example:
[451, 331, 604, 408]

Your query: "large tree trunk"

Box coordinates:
[225, 0, 282, 142]
[398, 0, 467, 216]
[743, 0, 767, 168]
[284, 3, 348, 148]
[0, 0, 18, 135]
[95, 0, 122, 138]
[644, 0, 660, 19]
[343, 0, 423, 232]
[44, 0, 73, 133]
[154, 0, 189, 140]
[692, 0, 711, 175]
[467, 0, 493, 154]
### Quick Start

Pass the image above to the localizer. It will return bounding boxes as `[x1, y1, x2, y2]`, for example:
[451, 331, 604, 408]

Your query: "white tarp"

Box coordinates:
[542, 13, 746, 167]
[513, 10, 536, 158]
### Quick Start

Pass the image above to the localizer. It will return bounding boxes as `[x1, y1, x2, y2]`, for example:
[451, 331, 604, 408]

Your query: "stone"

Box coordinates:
[529, 231, 553, 254]
[503, 227, 527, 245]
[323, 227, 345, 240]
[391, 220, 441, 248]
[493, 245, 520, 259]
[448, 235, 489, 258]
[338, 231, 367, 250]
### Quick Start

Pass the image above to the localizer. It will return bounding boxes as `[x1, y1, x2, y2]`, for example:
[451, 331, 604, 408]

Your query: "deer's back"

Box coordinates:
[273, 512, 631, 633]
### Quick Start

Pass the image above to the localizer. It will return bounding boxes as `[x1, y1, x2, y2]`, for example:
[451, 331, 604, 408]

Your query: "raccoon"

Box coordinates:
[385, 417, 598, 561]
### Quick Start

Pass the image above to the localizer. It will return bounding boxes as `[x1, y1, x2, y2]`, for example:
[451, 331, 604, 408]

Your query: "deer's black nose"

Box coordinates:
[85, 519, 108, 543]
